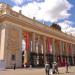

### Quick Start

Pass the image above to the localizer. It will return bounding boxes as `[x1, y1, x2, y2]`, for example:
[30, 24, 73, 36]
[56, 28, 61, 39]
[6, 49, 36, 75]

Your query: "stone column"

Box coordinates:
[0, 25, 6, 60]
[59, 41, 63, 56]
[32, 33, 36, 53]
[37, 35, 42, 65]
[71, 44, 74, 65]
[0, 24, 7, 69]
[37, 35, 40, 65]
[65, 43, 68, 56]
[63, 42, 66, 56]
[37, 36, 41, 53]
[58, 40, 63, 66]
[63, 42, 67, 65]
[46, 38, 50, 54]
[73, 44, 75, 65]
[17, 29, 22, 67]
[65, 43, 68, 63]
[0, 26, 1, 54]
[32, 32, 36, 66]
[66, 43, 69, 65]
[43, 36, 47, 64]
[72, 44, 75, 65]
[52, 39, 56, 62]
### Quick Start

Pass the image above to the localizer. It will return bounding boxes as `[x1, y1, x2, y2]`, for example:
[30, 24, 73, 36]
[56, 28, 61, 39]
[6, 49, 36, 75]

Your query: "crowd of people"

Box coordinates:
[45, 61, 69, 75]
[45, 61, 59, 75]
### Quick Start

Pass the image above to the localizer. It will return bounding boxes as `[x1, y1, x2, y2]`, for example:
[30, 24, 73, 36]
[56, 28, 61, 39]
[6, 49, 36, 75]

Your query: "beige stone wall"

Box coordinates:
[4, 24, 22, 68]
[0, 25, 1, 56]
[0, 24, 6, 60]
[0, 25, 1, 53]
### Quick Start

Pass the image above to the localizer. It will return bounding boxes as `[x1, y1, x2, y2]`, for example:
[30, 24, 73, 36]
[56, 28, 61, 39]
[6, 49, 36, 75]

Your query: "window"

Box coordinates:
[11, 55, 16, 61]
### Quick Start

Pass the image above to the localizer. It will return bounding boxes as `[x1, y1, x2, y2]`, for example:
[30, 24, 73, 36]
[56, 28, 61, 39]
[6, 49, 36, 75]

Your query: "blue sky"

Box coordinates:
[68, 0, 75, 24]
[0, 0, 75, 35]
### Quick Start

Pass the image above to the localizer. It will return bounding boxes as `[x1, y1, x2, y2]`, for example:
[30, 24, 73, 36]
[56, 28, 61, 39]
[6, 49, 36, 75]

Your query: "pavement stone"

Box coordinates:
[0, 66, 75, 75]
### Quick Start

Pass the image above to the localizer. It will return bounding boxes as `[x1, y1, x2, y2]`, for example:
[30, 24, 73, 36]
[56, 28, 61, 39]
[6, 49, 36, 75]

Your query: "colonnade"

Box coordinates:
[23, 32, 75, 67]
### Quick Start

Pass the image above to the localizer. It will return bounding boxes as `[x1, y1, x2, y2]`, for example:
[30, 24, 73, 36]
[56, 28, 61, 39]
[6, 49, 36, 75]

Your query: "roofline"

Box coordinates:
[0, 2, 12, 8]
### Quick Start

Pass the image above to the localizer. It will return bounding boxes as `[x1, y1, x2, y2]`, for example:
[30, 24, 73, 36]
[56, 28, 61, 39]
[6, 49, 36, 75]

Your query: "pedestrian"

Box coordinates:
[45, 61, 50, 75]
[52, 62, 59, 74]
[52, 62, 56, 74]
[55, 62, 59, 74]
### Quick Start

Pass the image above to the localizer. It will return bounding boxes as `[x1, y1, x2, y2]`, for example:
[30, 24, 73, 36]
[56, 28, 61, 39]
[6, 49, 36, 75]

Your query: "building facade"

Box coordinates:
[0, 3, 75, 68]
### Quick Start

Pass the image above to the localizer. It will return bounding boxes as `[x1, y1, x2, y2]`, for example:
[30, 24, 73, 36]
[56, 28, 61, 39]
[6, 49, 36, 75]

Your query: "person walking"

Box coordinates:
[55, 62, 59, 74]
[45, 61, 50, 75]
[52, 62, 59, 74]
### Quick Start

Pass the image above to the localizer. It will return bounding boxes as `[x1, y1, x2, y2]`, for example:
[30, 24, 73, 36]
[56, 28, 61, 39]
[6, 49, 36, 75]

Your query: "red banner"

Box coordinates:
[26, 32, 30, 50]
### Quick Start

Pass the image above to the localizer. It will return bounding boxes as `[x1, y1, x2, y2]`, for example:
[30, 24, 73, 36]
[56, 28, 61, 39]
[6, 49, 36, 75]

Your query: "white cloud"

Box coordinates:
[58, 21, 72, 31]
[58, 20, 75, 36]
[36, 0, 72, 22]
[12, 6, 21, 12]
[12, 0, 73, 22]
[22, 2, 40, 18]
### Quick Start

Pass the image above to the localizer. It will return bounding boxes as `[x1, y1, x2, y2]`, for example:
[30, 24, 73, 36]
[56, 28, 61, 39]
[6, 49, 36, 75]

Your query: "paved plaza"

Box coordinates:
[0, 66, 75, 75]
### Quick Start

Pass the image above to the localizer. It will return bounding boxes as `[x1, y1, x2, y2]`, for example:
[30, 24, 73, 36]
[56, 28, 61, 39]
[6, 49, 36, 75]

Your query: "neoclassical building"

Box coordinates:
[0, 3, 75, 68]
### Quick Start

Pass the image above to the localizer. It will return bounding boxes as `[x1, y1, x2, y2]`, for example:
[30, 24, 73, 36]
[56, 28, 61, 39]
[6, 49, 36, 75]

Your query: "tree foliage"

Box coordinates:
[50, 23, 61, 31]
